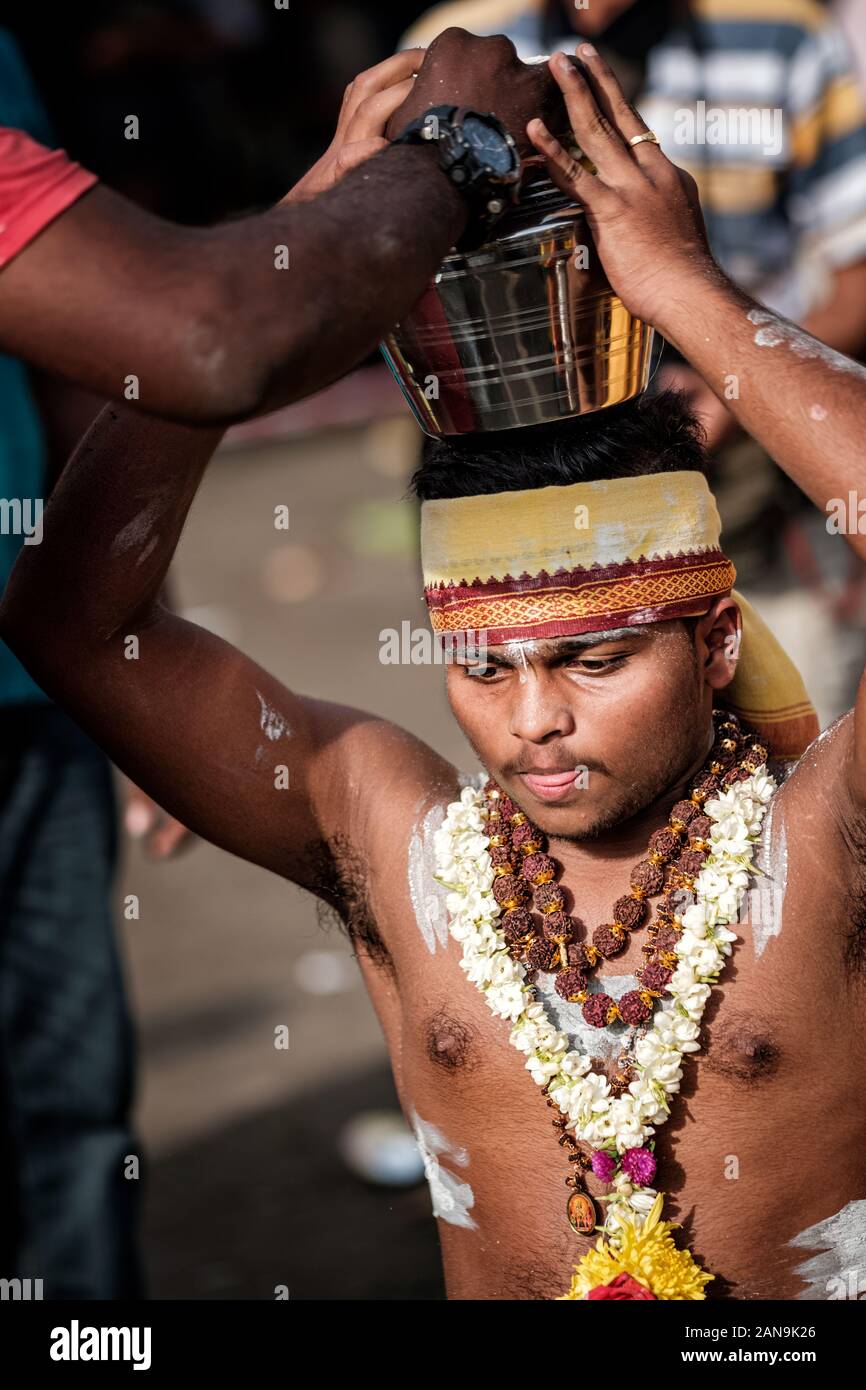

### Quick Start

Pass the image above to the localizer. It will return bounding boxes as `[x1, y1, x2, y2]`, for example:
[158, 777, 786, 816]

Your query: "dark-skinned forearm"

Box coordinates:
[0, 144, 465, 424]
[656, 270, 866, 563]
[245, 144, 466, 414]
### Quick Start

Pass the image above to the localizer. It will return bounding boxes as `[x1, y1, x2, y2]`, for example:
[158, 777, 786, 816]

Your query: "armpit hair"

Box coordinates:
[300, 833, 393, 973]
[839, 807, 866, 974]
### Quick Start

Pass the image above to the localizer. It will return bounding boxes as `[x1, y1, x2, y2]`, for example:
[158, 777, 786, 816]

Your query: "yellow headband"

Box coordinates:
[421, 471, 818, 757]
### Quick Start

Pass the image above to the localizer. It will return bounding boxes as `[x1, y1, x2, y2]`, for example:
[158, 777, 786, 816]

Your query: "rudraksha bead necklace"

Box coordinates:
[482, 710, 765, 1233]
[483, 711, 765, 1033]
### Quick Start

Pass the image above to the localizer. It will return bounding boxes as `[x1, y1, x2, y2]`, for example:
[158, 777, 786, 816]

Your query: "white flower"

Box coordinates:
[748, 771, 776, 804]
[613, 1120, 646, 1154]
[678, 982, 712, 1019]
[435, 761, 774, 1161]
[486, 982, 528, 1020]
[670, 962, 697, 992]
[559, 1051, 592, 1079]
[611, 1173, 634, 1197]
[711, 811, 749, 844]
[697, 867, 735, 901]
[527, 1055, 562, 1085]
[691, 944, 726, 978]
[680, 902, 711, 937]
[629, 1188, 660, 1213]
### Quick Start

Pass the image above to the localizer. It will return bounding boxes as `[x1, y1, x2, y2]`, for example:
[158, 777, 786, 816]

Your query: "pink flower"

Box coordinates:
[588, 1272, 656, 1300]
[590, 1150, 617, 1183]
[620, 1146, 657, 1185]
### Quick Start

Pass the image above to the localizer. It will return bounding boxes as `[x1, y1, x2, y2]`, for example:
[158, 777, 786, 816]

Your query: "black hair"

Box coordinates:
[410, 389, 708, 502]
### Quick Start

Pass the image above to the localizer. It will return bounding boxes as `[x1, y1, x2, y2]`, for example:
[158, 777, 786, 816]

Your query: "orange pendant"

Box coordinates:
[567, 1188, 598, 1235]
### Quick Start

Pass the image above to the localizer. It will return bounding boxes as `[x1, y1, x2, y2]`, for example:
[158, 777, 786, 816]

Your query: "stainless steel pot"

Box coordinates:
[381, 177, 655, 435]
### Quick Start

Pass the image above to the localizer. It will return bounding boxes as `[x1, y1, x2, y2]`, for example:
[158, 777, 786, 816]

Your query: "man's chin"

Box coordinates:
[528, 803, 628, 843]
[497, 778, 619, 840]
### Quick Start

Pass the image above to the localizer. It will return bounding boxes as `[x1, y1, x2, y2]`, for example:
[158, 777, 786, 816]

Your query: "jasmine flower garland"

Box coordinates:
[433, 763, 776, 1299]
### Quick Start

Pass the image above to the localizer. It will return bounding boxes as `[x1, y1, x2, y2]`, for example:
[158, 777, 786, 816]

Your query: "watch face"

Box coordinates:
[461, 116, 516, 176]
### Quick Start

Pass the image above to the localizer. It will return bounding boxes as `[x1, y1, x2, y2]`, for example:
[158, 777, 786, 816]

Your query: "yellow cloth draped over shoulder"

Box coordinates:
[420, 470, 818, 758]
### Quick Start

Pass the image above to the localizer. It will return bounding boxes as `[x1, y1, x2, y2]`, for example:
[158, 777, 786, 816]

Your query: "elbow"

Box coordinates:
[165, 308, 262, 424]
[174, 285, 281, 424]
[173, 313, 277, 424]
[180, 269, 330, 424]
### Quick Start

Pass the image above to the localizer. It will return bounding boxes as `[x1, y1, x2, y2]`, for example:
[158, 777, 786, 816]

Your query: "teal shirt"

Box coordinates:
[0, 29, 53, 706]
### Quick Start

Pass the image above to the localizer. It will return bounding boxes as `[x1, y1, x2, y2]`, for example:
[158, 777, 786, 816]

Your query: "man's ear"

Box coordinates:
[694, 596, 741, 691]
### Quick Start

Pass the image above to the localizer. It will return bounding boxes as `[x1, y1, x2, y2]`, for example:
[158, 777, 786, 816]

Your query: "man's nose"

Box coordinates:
[507, 672, 576, 743]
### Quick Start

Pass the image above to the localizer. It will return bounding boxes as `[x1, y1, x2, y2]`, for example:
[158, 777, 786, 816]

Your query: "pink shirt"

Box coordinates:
[0, 126, 98, 268]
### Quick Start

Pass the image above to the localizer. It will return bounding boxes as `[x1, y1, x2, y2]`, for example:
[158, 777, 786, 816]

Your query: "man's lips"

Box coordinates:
[518, 769, 580, 801]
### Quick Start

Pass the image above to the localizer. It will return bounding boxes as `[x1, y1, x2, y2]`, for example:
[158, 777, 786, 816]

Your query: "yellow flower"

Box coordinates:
[558, 1194, 713, 1301]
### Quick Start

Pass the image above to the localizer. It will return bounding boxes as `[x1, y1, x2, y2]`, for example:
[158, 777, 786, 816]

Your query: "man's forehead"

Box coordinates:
[484, 626, 656, 659]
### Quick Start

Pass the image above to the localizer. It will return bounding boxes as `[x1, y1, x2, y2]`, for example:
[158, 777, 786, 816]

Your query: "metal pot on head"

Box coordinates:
[381, 176, 655, 436]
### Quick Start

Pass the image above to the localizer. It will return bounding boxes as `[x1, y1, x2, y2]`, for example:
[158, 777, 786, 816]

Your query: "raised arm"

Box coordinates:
[0, 403, 452, 900]
[528, 47, 866, 798]
[0, 49, 469, 425]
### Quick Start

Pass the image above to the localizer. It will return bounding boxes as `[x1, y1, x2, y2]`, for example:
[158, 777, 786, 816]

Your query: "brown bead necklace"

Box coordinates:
[482, 710, 766, 1234]
[482, 710, 768, 1233]
[484, 710, 764, 1030]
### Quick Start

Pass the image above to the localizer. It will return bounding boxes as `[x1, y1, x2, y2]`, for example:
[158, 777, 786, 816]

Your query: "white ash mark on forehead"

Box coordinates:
[587, 625, 650, 642]
[491, 628, 651, 660]
[408, 800, 451, 954]
[501, 639, 531, 664]
[497, 639, 531, 681]
[410, 1108, 477, 1230]
[624, 608, 673, 627]
[256, 690, 291, 742]
[789, 1198, 866, 1300]
[810, 404, 828, 421]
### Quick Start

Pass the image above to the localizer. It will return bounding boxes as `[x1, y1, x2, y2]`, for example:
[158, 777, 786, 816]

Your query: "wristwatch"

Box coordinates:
[391, 106, 522, 248]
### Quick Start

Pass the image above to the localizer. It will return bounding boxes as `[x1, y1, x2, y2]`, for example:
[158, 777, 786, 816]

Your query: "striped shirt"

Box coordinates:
[401, 0, 866, 319]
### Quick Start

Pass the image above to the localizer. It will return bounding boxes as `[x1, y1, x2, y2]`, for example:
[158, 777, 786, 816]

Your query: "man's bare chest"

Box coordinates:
[351, 789, 866, 1298]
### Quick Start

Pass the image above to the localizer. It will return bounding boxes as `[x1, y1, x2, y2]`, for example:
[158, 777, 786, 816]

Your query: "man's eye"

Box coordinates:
[570, 655, 628, 673]
[464, 664, 502, 680]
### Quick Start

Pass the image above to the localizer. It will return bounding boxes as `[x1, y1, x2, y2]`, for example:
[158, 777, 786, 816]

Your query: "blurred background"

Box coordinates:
[2, 0, 866, 1300]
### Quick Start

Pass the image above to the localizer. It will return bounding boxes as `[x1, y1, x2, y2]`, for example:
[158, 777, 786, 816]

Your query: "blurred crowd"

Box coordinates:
[6, 2, 430, 222]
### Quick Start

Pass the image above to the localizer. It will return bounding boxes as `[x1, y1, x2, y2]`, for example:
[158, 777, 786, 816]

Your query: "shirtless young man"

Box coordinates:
[3, 45, 866, 1301]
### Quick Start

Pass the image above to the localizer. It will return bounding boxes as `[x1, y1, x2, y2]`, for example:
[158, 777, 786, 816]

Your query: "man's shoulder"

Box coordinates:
[308, 697, 462, 852]
[400, 0, 541, 51]
[765, 710, 855, 823]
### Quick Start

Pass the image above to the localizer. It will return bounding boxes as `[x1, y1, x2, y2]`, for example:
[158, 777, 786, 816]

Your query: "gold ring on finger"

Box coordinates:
[629, 131, 660, 147]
